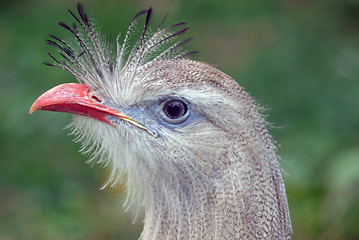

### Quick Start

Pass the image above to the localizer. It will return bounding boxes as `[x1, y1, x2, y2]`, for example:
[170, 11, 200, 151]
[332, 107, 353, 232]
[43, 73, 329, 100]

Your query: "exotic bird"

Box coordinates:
[30, 4, 292, 240]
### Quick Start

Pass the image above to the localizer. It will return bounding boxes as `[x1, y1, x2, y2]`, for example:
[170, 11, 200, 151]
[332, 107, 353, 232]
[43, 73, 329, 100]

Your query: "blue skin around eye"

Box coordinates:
[104, 97, 199, 137]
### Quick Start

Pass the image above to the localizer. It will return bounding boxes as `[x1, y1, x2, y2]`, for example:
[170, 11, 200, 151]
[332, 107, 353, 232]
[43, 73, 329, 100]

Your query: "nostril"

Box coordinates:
[90, 93, 102, 104]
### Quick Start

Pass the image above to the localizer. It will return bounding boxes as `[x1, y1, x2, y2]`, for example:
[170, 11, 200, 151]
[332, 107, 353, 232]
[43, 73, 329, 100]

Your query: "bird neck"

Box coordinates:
[139, 154, 291, 239]
[140, 174, 215, 239]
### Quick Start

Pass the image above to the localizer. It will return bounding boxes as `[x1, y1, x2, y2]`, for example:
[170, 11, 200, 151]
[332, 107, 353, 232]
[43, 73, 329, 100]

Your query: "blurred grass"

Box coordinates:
[1, 0, 359, 239]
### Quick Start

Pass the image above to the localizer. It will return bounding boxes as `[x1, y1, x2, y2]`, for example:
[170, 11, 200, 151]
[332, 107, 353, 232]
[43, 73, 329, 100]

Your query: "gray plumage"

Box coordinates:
[37, 4, 292, 239]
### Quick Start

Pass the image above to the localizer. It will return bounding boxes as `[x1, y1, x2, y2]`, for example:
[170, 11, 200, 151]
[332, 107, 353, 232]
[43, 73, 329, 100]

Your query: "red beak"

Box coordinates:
[30, 83, 149, 131]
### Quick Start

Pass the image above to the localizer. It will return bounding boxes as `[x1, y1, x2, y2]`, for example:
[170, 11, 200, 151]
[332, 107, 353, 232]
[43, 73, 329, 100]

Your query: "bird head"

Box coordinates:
[30, 4, 291, 239]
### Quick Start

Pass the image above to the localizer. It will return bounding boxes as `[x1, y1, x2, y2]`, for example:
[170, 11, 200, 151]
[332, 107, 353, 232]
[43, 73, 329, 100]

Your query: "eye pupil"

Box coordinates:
[164, 100, 188, 119]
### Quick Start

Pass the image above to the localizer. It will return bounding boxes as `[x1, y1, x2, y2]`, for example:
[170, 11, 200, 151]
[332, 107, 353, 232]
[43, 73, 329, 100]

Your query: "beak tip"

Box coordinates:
[29, 105, 36, 114]
[29, 101, 40, 114]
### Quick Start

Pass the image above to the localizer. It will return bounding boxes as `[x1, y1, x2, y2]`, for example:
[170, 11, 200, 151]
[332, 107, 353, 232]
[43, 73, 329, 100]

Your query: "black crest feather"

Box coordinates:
[45, 3, 196, 97]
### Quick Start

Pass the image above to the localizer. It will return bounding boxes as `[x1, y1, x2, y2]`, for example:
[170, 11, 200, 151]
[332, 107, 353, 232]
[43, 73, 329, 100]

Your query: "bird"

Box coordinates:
[30, 4, 292, 240]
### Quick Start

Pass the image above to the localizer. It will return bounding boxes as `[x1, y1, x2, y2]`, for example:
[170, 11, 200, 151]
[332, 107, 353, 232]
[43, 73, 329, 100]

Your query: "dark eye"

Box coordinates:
[160, 99, 190, 125]
[163, 99, 187, 119]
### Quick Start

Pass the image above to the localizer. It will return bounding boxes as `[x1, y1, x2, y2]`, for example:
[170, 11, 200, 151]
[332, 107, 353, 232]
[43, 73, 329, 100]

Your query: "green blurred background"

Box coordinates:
[1, 0, 359, 239]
